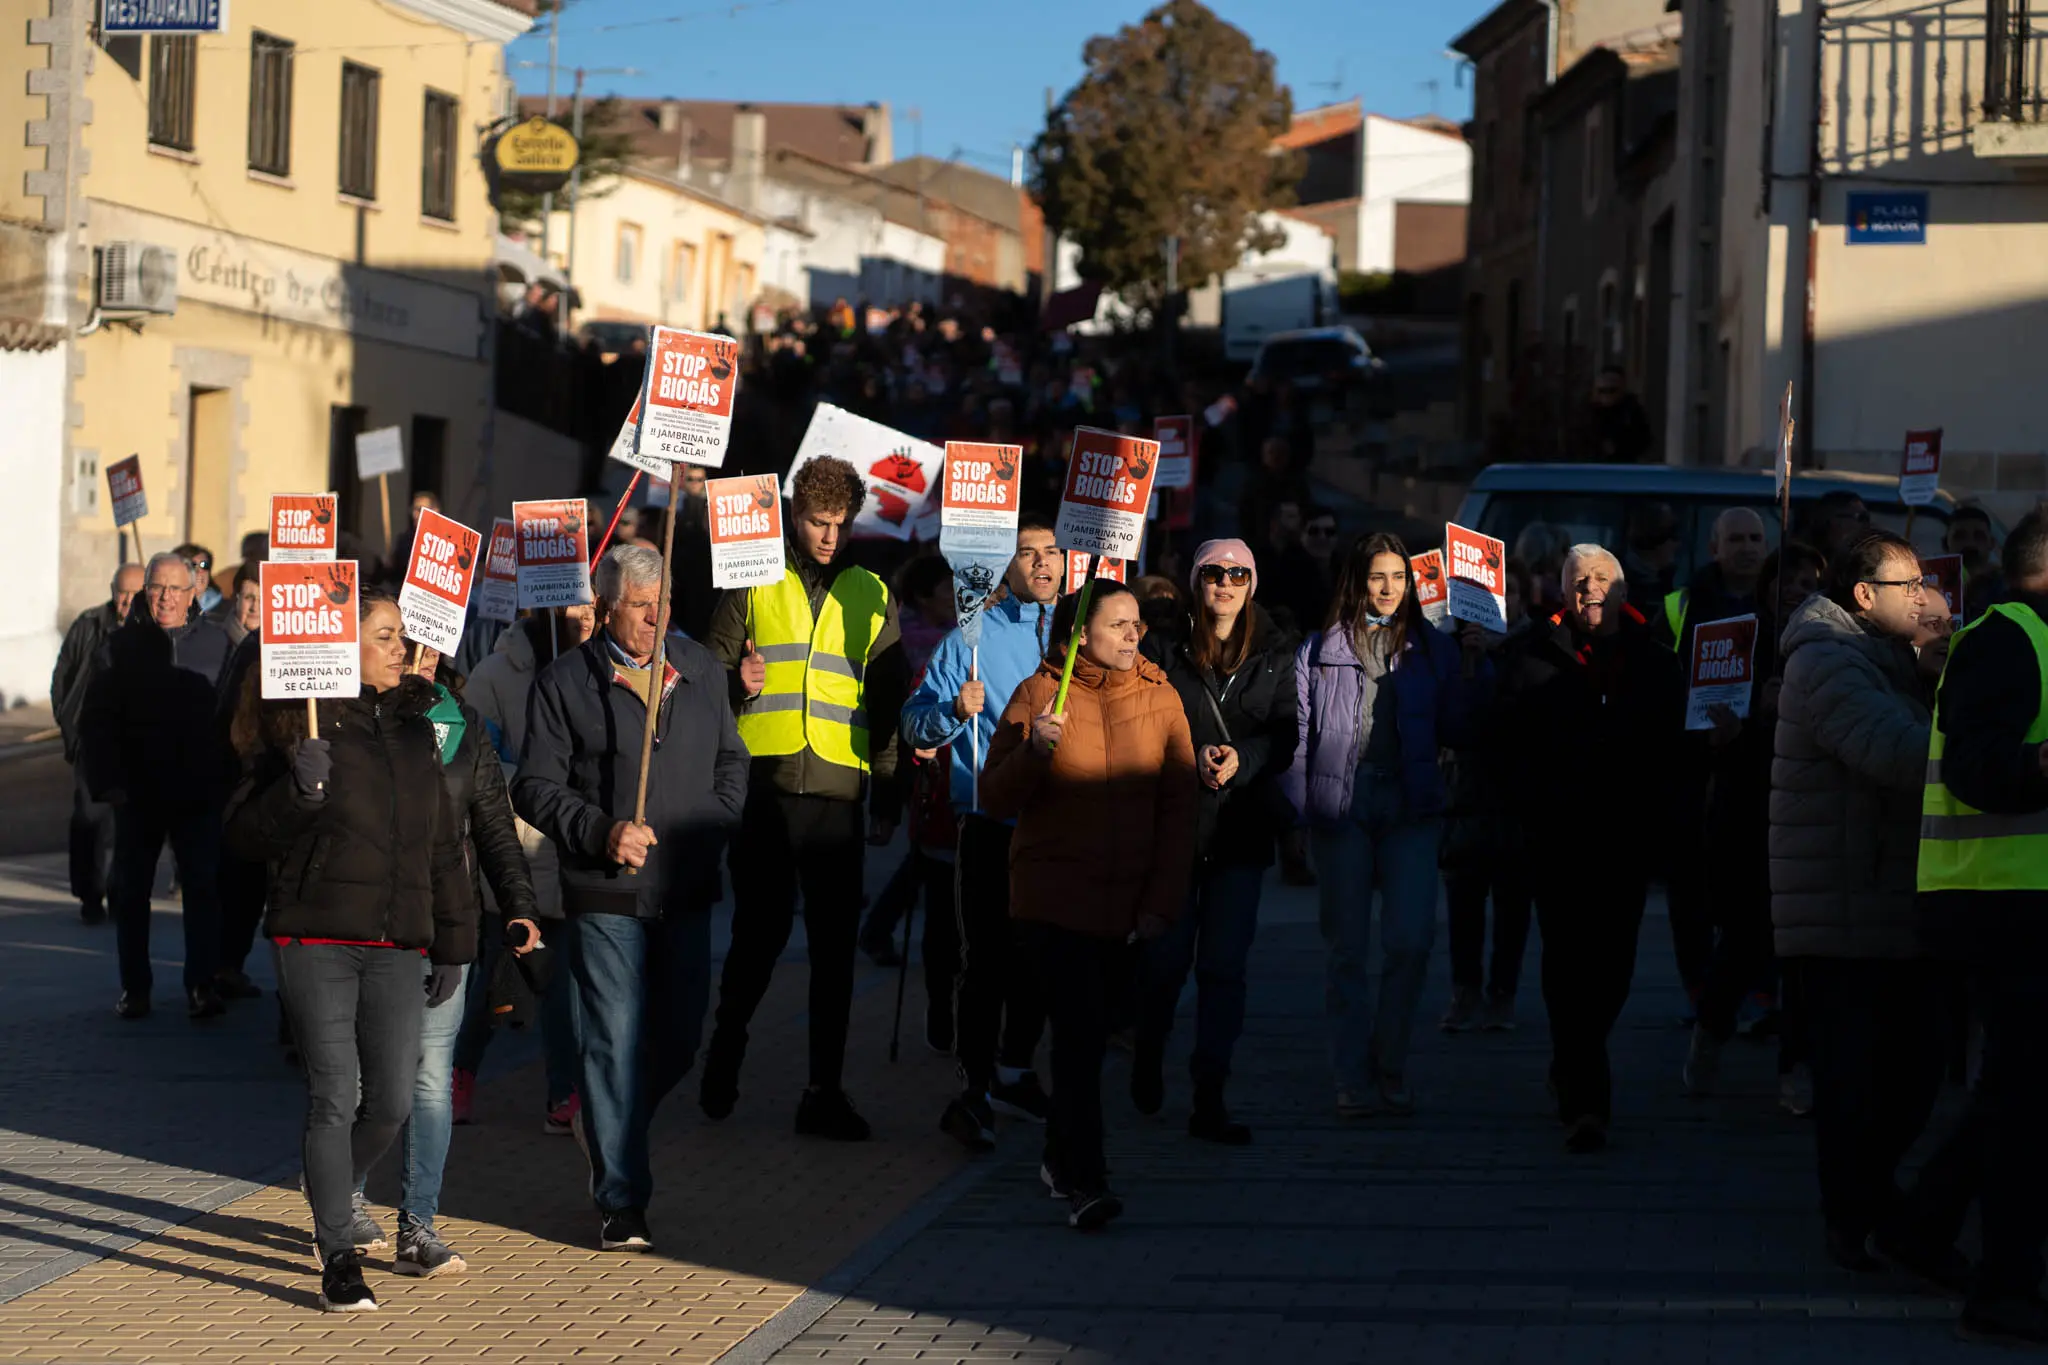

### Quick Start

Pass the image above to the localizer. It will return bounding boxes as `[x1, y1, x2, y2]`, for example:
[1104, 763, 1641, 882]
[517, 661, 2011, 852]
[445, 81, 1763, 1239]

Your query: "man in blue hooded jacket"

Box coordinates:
[901, 511, 1065, 1149]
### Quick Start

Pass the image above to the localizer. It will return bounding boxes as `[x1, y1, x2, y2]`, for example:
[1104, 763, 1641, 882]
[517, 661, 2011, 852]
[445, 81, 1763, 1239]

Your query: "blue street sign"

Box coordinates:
[101, 0, 227, 35]
[1846, 191, 1928, 245]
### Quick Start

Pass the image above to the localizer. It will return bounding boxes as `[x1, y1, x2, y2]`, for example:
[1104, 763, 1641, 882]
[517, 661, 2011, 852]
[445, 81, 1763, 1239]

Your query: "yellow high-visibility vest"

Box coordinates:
[1919, 602, 2048, 893]
[736, 565, 889, 771]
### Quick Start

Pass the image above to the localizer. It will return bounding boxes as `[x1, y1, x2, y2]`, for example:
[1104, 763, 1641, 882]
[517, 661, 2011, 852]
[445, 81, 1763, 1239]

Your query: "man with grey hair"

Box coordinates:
[513, 543, 749, 1254]
[1495, 539, 1683, 1153]
[52, 562, 145, 924]
[79, 551, 235, 1019]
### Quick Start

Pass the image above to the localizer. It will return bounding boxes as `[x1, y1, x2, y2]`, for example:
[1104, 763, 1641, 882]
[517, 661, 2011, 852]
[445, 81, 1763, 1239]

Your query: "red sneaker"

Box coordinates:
[545, 1092, 581, 1136]
[451, 1068, 477, 1126]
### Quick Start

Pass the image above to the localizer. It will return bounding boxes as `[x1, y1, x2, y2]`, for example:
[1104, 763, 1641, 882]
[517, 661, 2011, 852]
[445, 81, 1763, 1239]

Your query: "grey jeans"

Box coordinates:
[274, 942, 427, 1258]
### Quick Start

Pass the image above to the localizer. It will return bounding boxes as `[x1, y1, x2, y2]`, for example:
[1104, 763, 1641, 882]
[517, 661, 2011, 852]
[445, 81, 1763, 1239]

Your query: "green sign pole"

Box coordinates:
[1050, 576, 1096, 721]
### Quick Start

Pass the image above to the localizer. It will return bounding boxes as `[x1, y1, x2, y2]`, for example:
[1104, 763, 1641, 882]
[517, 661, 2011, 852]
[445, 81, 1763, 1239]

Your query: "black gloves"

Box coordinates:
[293, 737, 333, 800]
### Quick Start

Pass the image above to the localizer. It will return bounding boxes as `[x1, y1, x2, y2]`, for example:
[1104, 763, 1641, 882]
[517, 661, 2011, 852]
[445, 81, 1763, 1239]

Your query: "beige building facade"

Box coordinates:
[542, 167, 767, 334]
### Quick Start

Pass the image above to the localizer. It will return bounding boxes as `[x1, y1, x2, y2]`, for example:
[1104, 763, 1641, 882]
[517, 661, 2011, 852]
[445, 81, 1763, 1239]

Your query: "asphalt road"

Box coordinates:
[0, 749, 73, 859]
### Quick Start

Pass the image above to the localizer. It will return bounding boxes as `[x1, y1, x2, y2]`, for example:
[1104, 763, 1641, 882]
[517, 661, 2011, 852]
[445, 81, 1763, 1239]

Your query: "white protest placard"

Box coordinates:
[355, 426, 405, 481]
[1054, 427, 1161, 562]
[788, 402, 945, 542]
[707, 474, 785, 590]
[477, 517, 518, 624]
[260, 560, 360, 701]
[1411, 550, 1448, 626]
[1686, 615, 1760, 730]
[106, 455, 147, 527]
[512, 499, 592, 609]
[604, 371, 655, 478]
[1900, 428, 1942, 507]
[1444, 522, 1509, 631]
[640, 326, 739, 468]
[269, 493, 339, 562]
[1153, 415, 1196, 491]
[397, 509, 482, 657]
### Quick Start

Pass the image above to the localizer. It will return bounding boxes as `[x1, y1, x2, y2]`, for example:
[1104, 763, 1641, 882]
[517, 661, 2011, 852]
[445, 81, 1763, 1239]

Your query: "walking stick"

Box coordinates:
[590, 470, 645, 564]
[623, 466, 680, 877]
[889, 892, 914, 1063]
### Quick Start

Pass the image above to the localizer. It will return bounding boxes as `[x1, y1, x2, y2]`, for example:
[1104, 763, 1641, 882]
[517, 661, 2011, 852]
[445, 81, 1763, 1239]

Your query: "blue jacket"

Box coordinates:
[901, 592, 1057, 817]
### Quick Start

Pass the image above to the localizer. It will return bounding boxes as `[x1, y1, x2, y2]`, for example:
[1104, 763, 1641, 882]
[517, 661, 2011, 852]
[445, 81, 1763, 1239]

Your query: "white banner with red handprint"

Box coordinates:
[259, 560, 361, 700]
[1410, 550, 1449, 626]
[1055, 427, 1161, 562]
[269, 494, 339, 562]
[398, 509, 482, 657]
[788, 402, 944, 543]
[639, 327, 740, 469]
[477, 517, 519, 624]
[512, 499, 593, 609]
[1445, 523, 1508, 632]
[708, 474, 785, 590]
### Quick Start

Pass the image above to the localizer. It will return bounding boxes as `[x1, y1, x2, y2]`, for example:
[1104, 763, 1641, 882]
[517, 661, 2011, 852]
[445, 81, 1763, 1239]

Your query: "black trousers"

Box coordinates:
[717, 791, 865, 1091]
[1446, 869, 1532, 999]
[953, 816, 1047, 1092]
[1800, 956, 1948, 1244]
[217, 850, 267, 977]
[67, 765, 115, 910]
[1912, 953, 2048, 1300]
[109, 801, 221, 994]
[1535, 871, 1646, 1124]
[914, 850, 960, 1038]
[1030, 921, 1120, 1193]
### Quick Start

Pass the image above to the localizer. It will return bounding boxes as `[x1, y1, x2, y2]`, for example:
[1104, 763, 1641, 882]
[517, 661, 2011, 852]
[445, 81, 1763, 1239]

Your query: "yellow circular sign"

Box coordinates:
[495, 117, 580, 176]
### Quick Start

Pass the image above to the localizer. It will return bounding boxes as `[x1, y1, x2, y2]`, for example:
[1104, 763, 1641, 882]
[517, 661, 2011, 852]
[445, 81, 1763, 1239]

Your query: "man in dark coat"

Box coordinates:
[79, 552, 235, 1019]
[51, 563, 143, 924]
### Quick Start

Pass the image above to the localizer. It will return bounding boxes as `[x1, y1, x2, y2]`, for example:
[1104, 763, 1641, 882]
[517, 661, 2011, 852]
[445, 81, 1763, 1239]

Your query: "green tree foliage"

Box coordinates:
[1033, 0, 1300, 310]
[496, 97, 636, 226]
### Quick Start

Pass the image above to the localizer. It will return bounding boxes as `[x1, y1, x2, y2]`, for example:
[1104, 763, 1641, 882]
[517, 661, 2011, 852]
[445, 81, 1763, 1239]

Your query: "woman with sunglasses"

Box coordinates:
[1284, 533, 1490, 1117]
[1130, 540, 1297, 1144]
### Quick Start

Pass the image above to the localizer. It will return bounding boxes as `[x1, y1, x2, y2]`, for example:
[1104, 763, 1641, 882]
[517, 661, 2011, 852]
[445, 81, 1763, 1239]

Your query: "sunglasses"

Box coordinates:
[1197, 564, 1253, 587]
[190, 557, 211, 570]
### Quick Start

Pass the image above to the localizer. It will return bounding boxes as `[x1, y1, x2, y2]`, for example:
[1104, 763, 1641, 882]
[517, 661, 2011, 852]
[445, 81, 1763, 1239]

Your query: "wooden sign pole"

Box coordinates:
[623, 468, 681, 875]
[306, 698, 318, 740]
[378, 473, 394, 555]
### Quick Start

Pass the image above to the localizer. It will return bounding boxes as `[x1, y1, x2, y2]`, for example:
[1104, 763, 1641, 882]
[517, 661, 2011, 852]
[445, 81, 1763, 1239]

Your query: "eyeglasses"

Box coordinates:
[1864, 577, 1927, 594]
[1197, 564, 1253, 586]
[143, 582, 193, 597]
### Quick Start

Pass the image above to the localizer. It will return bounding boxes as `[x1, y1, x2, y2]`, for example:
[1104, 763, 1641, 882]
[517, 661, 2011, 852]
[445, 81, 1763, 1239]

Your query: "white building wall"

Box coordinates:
[0, 343, 67, 705]
[1358, 116, 1471, 273]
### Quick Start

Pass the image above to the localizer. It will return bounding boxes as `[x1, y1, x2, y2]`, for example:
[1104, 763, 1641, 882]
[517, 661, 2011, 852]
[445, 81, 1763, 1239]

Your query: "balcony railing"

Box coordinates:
[1986, 0, 2048, 123]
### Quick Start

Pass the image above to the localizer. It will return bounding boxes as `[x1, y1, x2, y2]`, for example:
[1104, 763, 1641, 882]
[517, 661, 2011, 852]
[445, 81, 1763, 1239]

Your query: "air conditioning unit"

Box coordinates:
[97, 241, 179, 315]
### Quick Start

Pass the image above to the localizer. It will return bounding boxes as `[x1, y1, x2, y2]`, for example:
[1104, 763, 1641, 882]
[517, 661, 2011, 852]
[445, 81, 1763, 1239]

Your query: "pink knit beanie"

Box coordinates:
[1190, 538, 1258, 599]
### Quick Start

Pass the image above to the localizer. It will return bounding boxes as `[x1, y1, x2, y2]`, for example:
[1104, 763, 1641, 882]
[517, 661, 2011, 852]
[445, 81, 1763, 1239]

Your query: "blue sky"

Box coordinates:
[509, 0, 1500, 176]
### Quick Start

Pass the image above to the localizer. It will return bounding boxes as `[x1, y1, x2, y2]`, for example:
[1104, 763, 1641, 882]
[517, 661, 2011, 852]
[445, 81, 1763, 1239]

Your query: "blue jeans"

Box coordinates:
[454, 914, 579, 1107]
[1311, 773, 1442, 1092]
[569, 910, 712, 1215]
[1138, 860, 1264, 1086]
[357, 961, 466, 1228]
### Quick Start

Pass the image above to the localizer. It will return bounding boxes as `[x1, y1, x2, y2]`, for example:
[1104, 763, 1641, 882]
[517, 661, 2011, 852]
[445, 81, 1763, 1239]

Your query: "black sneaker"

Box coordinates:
[1960, 1294, 2048, 1346]
[115, 991, 150, 1020]
[80, 899, 106, 926]
[318, 1248, 377, 1312]
[187, 984, 225, 1020]
[599, 1209, 653, 1253]
[990, 1072, 1050, 1123]
[795, 1086, 871, 1141]
[1067, 1188, 1124, 1231]
[1189, 1086, 1252, 1146]
[1871, 1227, 1971, 1297]
[1825, 1225, 1883, 1274]
[348, 1193, 389, 1252]
[939, 1092, 996, 1152]
[699, 1030, 743, 1121]
[393, 1221, 466, 1277]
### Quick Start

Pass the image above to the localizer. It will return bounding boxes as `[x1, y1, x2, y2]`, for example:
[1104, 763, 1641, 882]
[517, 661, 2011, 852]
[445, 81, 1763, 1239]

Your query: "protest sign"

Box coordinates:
[260, 560, 360, 701]
[512, 499, 592, 609]
[1064, 551, 1127, 586]
[1154, 416, 1196, 491]
[1921, 552, 1964, 626]
[1412, 549, 1449, 626]
[269, 494, 338, 562]
[639, 326, 739, 468]
[1096, 557, 1128, 584]
[604, 369, 654, 477]
[355, 427, 404, 480]
[106, 455, 147, 528]
[397, 509, 481, 657]
[707, 474, 785, 590]
[1685, 614, 1760, 731]
[477, 517, 518, 623]
[789, 403, 945, 542]
[1055, 427, 1161, 562]
[1445, 523, 1509, 631]
[1900, 429, 1942, 507]
[941, 442, 1025, 648]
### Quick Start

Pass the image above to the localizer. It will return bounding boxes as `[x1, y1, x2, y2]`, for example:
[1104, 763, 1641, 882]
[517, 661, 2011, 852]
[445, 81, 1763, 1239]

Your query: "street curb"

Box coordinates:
[0, 738, 59, 764]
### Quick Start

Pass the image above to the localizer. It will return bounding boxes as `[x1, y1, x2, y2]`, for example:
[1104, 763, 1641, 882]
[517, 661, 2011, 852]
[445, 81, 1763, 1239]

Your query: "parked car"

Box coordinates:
[576, 320, 647, 363]
[1454, 463, 1983, 583]
[1249, 326, 1382, 394]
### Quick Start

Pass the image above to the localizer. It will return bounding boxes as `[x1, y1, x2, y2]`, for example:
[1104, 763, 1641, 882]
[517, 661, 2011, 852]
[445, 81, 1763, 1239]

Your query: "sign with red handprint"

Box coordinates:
[639, 326, 741, 469]
[1411, 549, 1449, 626]
[477, 517, 519, 624]
[707, 474, 784, 590]
[270, 493, 339, 562]
[1445, 523, 1509, 632]
[788, 402, 945, 543]
[1686, 615, 1759, 731]
[1055, 427, 1162, 562]
[399, 509, 482, 656]
[259, 560, 360, 700]
[512, 499, 593, 609]
[940, 442, 1023, 559]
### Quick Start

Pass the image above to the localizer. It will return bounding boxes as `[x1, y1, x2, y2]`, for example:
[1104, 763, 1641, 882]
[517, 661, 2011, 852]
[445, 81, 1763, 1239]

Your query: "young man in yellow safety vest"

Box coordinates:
[701, 454, 906, 1140]
[1910, 513, 2048, 1345]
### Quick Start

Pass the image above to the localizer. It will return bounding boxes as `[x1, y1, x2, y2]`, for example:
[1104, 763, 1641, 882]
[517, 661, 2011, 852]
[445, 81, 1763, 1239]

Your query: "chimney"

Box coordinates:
[862, 101, 893, 166]
[730, 106, 766, 213]
[677, 116, 694, 182]
[658, 101, 681, 134]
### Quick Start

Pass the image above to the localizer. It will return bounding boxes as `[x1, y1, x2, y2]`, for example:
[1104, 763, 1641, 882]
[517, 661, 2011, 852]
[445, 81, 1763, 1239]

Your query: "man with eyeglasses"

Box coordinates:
[79, 552, 237, 1020]
[1770, 529, 1956, 1286]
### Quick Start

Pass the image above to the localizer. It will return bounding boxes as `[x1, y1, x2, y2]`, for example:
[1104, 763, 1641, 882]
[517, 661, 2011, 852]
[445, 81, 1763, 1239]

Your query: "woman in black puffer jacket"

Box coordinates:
[1131, 538, 1298, 1145]
[226, 588, 470, 1313]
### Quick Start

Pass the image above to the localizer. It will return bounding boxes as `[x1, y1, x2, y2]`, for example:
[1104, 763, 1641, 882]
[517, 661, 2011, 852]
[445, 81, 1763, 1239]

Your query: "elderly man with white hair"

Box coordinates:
[512, 544, 749, 1255]
[1495, 541, 1684, 1153]
[78, 551, 236, 1019]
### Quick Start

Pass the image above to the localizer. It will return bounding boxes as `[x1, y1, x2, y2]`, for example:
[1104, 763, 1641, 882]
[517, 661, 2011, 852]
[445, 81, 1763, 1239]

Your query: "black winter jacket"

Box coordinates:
[513, 633, 750, 917]
[440, 688, 539, 926]
[79, 615, 236, 807]
[1144, 608, 1299, 869]
[52, 601, 122, 762]
[225, 678, 474, 963]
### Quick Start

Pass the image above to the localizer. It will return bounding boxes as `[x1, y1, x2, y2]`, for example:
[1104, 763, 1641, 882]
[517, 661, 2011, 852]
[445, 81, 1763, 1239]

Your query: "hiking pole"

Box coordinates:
[889, 889, 915, 1063]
